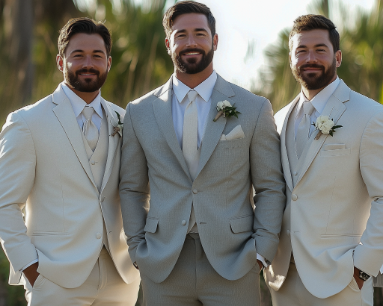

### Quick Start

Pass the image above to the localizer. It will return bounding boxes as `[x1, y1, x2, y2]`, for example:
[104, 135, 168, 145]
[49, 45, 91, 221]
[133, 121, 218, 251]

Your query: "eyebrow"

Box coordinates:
[297, 43, 329, 49]
[70, 49, 106, 54]
[175, 28, 209, 34]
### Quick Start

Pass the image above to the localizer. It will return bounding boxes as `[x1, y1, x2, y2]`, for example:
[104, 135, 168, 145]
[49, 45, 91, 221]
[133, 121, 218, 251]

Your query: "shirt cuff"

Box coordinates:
[21, 259, 38, 272]
[257, 253, 269, 268]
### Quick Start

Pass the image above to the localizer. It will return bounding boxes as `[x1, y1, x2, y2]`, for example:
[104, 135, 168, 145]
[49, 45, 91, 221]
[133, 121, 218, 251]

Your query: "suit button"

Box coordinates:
[193, 189, 198, 194]
[287, 230, 290, 236]
[294, 172, 298, 176]
[292, 194, 298, 201]
[91, 161, 95, 165]
[182, 220, 187, 226]
[96, 233, 102, 239]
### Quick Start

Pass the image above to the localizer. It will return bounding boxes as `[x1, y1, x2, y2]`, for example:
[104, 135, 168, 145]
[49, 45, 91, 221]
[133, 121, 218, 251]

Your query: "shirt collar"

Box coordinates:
[61, 82, 103, 118]
[298, 77, 340, 115]
[172, 71, 217, 103]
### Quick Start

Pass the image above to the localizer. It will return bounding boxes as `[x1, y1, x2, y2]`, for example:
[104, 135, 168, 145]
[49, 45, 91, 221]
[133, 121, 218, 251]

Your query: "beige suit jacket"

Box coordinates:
[265, 80, 383, 298]
[0, 84, 139, 288]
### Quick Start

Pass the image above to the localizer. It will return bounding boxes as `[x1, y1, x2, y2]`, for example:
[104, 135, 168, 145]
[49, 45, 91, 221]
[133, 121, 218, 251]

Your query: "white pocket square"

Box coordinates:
[220, 125, 245, 141]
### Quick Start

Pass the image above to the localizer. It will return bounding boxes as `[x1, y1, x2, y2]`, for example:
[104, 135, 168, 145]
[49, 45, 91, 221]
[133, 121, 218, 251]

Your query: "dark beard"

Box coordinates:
[65, 67, 108, 92]
[172, 47, 214, 74]
[292, 58, 336, 90]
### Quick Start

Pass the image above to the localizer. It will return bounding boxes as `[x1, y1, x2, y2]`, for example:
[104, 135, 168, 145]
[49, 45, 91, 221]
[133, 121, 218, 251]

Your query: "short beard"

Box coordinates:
[292, 58, 336, 90]
[172, 46, 214, 75]
[65, 67, 108, 93]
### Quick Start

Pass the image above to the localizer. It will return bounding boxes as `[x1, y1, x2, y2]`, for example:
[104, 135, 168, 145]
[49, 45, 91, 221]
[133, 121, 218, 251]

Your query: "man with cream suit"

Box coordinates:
[0, 18, 139, 305]
[119, 2, 285, 305]
[264, 14, 383, 306]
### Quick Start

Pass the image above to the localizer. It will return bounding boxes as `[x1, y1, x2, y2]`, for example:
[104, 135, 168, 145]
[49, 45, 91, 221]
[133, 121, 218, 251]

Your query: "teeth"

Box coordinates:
[185, 52, 199, 55]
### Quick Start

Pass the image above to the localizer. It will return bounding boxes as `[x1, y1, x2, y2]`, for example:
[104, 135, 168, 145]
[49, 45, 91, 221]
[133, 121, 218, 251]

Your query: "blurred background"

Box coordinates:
[0, 0, 383, 305]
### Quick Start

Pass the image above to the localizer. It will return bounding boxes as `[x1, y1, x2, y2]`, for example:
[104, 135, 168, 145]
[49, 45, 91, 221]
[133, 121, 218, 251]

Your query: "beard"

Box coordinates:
[65, 66, 108, 93]
[292, 58, 336, 90]
[172, 46, 214, 74]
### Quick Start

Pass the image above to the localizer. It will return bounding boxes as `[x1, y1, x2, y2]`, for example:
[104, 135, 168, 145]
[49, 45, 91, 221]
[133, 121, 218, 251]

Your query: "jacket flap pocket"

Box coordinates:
[144, 218, 159, 233]
[323, 143, 346, 151]
[230, 214, 253, 233]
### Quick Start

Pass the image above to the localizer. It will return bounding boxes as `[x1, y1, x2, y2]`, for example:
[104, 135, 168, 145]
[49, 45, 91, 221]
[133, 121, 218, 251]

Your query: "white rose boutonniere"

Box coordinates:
[111, 111, 123, 136]
[213, 100, 240, 122]
[312, 115, 342, 140]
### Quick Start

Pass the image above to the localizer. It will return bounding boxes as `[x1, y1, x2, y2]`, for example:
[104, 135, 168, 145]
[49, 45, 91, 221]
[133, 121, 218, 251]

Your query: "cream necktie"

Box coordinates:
[82, 106, 99, 151]
[295, 101, 314, 158]
[182, 90, 199, 180]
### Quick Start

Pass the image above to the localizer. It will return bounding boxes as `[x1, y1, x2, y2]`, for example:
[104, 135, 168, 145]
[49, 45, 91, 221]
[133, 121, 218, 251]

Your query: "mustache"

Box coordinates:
[299, 64, 325, 70]
[76, 68, 100, 76]
[179, 48, 205, 56]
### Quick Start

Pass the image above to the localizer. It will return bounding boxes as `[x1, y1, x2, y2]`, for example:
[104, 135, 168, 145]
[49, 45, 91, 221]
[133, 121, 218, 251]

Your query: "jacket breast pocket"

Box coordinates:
[144, 218, 158, 233]
[320, 144, 350, 157]
[230, 214, 253, 233]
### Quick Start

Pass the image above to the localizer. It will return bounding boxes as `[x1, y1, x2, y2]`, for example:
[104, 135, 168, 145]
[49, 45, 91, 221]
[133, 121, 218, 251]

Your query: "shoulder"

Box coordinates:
[103, 100, 126, 117]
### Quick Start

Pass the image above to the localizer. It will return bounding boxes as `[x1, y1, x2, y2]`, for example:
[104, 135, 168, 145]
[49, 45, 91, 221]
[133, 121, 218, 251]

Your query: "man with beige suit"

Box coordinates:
[265, 14, 383, 306]
[119, 1, 285, 305]
[0, 18, 139, 305]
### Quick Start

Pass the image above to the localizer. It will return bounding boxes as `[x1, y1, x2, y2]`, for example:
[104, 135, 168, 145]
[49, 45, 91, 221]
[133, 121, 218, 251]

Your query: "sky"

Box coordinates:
[78, 0, 376, 90]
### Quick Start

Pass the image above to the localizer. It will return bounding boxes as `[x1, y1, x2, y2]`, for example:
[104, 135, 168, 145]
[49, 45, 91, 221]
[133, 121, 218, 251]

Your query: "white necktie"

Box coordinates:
[183, 90, 199, 180]
[296, 101, 314, 158]
[82, 106, 99, 151]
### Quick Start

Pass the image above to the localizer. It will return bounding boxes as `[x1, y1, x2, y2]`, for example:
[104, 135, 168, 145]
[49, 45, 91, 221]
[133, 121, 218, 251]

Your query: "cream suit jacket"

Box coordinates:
[119, 75, 286, 283]
[265, 80, 383, 298]
[0, 84, 139, 288]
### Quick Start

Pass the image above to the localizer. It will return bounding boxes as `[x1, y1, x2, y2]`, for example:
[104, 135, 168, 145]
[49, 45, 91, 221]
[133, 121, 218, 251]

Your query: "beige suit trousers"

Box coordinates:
[24, 248, 140, 306]
[140, 234, 261, 306]
[265, 262, 373, 306]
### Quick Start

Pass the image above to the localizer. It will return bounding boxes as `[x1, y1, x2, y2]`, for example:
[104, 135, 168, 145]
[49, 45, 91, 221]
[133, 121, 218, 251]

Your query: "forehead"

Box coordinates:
[171, 13, 210, 33]
[66, 33, 106, 54]
[291, 29, 331, 48]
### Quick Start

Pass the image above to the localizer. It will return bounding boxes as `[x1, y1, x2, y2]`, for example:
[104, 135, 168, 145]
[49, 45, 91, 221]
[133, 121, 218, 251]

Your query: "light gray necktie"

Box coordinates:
[296, 101, 314, 158]
[182, 90, 199, 180]
[82, 106, 99, 151]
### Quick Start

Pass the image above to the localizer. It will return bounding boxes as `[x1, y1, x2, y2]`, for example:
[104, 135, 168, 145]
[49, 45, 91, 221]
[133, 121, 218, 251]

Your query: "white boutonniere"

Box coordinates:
[111, 111, 123, 136]
[312, 115, 342, 140]
[213, 100, 241, 122]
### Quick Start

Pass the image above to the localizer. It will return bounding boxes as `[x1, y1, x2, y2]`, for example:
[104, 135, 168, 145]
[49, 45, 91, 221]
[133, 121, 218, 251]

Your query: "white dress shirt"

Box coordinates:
[21, 83, 103, 273]
[295, 77, 340, 137]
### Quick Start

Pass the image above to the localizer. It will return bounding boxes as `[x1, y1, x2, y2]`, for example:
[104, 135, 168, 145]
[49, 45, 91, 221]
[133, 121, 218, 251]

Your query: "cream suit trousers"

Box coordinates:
[24, 248, 140, 306]
[266, 262, 373, 306]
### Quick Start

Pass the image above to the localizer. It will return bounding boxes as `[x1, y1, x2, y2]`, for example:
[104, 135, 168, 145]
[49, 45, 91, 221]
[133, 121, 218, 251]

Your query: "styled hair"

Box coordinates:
[289, 14, 340, 52]
[58, 17, 112, 57]
[162, 1, 216, 39]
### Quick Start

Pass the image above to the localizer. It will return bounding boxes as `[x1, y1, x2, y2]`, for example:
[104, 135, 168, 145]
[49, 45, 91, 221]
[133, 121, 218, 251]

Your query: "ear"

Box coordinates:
[107, 56, 112, 72]
[56, 55, 64, 72]
[335, 50, 342, 67]
[165, 38, 171, 55]
[213, 33, 218, 51]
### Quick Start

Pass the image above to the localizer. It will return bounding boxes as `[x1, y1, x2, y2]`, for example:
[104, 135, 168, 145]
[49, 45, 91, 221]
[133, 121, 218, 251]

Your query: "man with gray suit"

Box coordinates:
[265, 14, 383, 306]
[119, 1, 285, 305]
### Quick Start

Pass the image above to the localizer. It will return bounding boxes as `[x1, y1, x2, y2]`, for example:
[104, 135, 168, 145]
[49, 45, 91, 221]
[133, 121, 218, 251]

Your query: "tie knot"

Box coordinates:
[82, 106, 95, 120]
[187, 90, 198, 104]
[302, 101, 314, 116]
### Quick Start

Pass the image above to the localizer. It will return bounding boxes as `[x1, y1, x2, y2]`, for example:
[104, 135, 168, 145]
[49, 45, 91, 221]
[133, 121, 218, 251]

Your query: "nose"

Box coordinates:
[82, 55, 94, 68]
[186, 35, 197, 48]
[306, 50, 317, 63]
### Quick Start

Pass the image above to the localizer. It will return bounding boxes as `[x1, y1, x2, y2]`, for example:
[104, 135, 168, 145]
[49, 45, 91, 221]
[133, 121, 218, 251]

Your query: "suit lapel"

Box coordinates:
[51, 85, 97, 189]
[152, 78, 191, 179]
[100, 99, 120, 191]
[197, 75, 234, 177]
[280, 97, 299, 192]
[295, 81, 349, 185]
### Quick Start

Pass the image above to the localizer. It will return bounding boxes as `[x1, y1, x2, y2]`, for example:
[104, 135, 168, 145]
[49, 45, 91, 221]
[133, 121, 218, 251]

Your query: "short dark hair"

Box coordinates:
[58, 17, 112, 57]
[163, 1, 216, 39]
[289, 14, 340, 53]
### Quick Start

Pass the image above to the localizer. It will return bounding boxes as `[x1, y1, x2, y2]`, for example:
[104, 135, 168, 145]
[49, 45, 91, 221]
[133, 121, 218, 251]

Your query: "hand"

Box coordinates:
[353, 267, 364, 290]
[257, 259, 263, 271]
[23, 262, 40, 287]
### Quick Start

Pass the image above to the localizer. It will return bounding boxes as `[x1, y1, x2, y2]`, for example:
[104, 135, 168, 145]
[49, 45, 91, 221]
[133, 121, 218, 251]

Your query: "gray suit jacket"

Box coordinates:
[119, 75, 286, 283]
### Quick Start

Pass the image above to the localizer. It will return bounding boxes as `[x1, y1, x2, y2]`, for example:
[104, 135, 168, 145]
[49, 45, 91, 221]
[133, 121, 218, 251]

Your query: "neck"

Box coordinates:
[175, 64, 213, 89]
[65, 82, 100, 104]
[302, 75, 337, 101]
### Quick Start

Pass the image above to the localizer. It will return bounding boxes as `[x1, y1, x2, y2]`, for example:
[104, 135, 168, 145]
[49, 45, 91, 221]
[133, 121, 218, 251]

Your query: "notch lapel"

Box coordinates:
[100, 99, 120, 191]
[152, 79, 191, 179]
[51, 85, 97, 190]
[295, 81, 349, 185]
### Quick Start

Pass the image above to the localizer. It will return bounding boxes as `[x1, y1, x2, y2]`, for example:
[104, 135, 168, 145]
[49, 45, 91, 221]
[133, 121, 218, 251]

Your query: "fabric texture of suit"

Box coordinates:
[0, 84, 139, 289]
[119, 74, 286, 284]
[265, 79, 383, 298]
